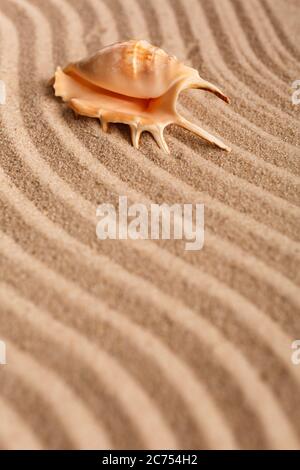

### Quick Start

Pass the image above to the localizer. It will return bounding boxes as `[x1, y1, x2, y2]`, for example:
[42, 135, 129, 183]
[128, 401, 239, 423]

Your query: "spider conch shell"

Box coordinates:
[52, 40, 231, 153]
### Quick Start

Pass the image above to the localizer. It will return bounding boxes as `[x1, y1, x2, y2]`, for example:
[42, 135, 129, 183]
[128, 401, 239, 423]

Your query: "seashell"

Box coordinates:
[52, 40, 231, 153]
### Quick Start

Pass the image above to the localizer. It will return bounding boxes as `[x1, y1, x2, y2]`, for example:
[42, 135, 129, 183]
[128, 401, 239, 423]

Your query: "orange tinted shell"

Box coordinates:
[64, 40, 193, 99]
[52, 40, 230, 153]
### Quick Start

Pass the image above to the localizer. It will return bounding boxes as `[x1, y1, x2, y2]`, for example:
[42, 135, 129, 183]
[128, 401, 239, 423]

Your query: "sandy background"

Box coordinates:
[0, 0, 299, 450]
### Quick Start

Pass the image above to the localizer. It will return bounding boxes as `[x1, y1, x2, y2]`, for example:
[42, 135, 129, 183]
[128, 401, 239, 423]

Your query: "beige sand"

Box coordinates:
[0, 0, 299, 450]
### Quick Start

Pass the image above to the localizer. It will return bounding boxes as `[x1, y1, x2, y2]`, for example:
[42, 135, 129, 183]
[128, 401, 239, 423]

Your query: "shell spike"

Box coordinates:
[176, 115, 231, 152]
[192, 77, 230, 103]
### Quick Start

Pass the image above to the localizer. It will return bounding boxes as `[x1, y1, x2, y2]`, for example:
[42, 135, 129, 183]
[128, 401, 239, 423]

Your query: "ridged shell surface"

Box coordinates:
[64, 40, 193, 99]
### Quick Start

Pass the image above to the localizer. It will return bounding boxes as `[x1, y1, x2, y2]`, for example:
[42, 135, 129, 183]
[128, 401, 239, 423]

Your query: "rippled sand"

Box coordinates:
[0, 0, 299, 450]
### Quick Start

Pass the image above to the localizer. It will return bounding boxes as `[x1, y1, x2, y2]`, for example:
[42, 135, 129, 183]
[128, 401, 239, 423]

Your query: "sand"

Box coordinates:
[0, 0, 299, 450]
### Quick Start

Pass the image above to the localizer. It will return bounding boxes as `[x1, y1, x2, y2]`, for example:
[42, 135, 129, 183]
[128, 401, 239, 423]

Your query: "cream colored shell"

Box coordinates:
[65, 40, 192, 99]
[52, 40, 230, 153]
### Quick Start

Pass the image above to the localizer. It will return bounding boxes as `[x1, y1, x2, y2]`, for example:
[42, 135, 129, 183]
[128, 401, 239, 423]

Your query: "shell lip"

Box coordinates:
[66, 70, 191, 100]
